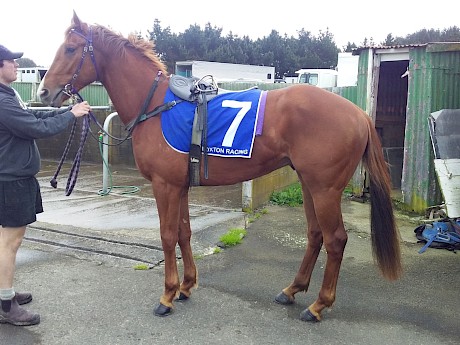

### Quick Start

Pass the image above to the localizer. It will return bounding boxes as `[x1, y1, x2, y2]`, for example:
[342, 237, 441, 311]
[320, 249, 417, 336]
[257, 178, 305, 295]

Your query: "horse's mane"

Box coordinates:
[67, 23, 168, 75]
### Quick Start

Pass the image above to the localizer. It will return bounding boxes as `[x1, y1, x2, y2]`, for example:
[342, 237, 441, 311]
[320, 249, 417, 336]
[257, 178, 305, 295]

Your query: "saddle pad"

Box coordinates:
[161, 88, 267, 158]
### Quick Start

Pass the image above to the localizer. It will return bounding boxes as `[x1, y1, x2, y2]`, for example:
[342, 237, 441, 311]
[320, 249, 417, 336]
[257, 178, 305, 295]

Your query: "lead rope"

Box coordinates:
[65, 111, 90, 196]
[49, 95, 91, 196]
[50, 116, 77, 188]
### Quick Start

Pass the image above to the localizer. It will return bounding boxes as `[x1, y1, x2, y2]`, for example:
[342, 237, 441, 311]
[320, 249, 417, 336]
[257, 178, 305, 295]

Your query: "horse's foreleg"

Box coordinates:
[275, 183, 323, 304]
[152, 183, 183, 317]
[176, 193, 197, 301]
[301, 192, 348, 322]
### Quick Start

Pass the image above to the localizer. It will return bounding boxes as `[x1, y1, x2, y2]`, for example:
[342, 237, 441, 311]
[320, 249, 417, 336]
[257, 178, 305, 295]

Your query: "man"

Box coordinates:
[0, 44, 91, 326]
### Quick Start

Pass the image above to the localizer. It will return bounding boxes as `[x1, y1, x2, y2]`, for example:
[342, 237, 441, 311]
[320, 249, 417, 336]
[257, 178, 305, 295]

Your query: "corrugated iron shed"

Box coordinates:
[351, 42, 460, 214]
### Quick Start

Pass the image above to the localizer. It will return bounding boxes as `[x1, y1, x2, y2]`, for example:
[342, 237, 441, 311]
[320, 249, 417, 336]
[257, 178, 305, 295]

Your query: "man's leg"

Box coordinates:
[0, 226, 26, 289]
[0, 226, 40, 326]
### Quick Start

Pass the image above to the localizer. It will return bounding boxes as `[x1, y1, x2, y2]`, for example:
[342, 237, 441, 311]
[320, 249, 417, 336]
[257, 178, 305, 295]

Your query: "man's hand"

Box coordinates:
[70, 101, 91, 117]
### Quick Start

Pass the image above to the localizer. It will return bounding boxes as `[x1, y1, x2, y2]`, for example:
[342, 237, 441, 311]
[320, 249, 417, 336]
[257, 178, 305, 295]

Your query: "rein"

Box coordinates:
[50, 95, 90, 196]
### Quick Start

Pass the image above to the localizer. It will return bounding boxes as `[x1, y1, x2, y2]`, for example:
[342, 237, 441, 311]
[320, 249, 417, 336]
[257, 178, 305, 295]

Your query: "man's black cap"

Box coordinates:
[0, 45, 24, 60]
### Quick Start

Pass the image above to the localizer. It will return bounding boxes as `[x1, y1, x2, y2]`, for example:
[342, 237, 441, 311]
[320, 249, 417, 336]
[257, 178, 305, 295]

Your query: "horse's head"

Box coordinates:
[39, 11, 99, 107]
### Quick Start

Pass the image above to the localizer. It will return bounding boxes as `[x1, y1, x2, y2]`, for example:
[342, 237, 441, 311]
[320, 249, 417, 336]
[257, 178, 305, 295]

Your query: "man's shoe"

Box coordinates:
[15, 292, 32, 305]
[0, 297, 40, 326]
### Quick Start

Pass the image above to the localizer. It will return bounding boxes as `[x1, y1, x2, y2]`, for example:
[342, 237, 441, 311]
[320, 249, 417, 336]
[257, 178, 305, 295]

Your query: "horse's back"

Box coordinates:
[265, 84, 367, 133]
[264, 84, 369, 152]
[261, 84, 370, 188]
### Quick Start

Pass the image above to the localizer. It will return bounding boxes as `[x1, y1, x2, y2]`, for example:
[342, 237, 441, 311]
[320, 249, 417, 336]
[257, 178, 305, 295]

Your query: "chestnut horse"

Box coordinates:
[38, 12, 401, 322]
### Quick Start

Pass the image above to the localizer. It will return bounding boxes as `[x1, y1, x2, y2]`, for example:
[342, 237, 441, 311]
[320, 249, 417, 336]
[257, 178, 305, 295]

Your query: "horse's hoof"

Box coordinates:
[176, 292, 189, 302]
[274, 291, 294, 305]
[154, 303, 172, 317]
[300, 308, 320, 322]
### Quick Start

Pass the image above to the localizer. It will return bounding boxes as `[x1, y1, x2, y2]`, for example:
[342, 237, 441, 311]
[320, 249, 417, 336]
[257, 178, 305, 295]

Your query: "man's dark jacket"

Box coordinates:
[0, 83, 74, 181]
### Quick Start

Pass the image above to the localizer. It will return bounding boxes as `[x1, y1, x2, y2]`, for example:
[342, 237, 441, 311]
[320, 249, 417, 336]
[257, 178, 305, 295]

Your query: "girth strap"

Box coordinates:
[189, 92, 209, 186]
[187, 76, 218, 186]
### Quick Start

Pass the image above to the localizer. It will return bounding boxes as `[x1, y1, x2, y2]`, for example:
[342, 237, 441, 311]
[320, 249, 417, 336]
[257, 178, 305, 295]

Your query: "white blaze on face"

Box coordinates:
[37, 76, 46, 103]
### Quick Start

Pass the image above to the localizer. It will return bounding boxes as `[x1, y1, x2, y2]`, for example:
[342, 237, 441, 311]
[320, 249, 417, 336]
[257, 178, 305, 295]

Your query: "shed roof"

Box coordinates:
[352, 42, 460, 54]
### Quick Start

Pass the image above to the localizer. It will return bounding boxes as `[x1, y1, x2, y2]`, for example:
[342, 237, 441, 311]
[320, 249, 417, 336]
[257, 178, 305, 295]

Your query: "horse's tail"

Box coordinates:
[362, 117, 402, 281]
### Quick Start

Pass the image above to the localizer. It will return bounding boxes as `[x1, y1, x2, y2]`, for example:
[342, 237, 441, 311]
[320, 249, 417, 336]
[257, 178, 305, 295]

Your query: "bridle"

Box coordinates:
[64, 27, 101, 96]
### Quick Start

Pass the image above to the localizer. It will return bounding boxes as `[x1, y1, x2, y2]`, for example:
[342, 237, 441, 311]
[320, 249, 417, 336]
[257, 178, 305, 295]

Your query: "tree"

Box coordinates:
[382, 33, 396, 46]
[441, 26, 460, 42]
[147, 20, 460, 79]
[343, 42, 357, 52]
[398, 26, 460, 44]
[312, 29, 339, 68]
[17, 58, 37, 68]
[148, 19, 181, 73]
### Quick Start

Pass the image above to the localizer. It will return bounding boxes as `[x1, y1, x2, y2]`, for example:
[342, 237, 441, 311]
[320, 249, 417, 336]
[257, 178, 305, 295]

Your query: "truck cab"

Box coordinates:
[295, 68, 338, 88]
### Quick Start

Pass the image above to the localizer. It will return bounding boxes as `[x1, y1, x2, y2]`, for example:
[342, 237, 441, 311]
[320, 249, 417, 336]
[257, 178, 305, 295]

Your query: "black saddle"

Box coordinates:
[169, 74, 220, 101]
[169, 74, 257, 102]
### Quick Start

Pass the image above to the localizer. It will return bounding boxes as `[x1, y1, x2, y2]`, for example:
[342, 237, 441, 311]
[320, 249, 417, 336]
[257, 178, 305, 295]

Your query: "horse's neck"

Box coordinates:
[101, 60, 166, 126]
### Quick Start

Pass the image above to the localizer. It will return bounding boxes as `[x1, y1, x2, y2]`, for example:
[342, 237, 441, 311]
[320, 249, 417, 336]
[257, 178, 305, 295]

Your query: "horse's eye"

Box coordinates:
[65, 47, 76, 54]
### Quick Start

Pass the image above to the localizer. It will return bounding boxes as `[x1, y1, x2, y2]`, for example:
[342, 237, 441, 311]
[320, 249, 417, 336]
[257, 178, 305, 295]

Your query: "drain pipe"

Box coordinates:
[102, 112, 119, 194]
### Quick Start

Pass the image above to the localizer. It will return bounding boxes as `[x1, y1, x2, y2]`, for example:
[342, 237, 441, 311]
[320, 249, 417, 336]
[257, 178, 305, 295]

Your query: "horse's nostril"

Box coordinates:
[39, 88, 49, 97]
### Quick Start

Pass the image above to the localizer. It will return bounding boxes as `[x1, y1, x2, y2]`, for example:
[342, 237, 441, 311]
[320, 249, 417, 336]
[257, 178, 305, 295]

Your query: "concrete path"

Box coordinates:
[27, 161, 245, 266]
[1, 161, 458, 345]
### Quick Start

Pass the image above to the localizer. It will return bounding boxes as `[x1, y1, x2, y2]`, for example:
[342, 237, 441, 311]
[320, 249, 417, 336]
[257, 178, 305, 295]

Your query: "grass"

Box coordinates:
[219, 228, 247, 247]
[269, 182, 303, 206]
[270, 182, 353, 206]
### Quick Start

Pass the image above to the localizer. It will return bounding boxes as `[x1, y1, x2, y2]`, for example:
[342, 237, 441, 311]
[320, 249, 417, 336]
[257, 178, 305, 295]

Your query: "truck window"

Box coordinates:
[299, 73, 308, 83]
[299, 73, 319, 85]
[307, 74, 318, 85]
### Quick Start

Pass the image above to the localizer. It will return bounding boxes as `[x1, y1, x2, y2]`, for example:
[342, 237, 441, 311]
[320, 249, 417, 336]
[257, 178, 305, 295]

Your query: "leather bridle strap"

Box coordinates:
[51, 26, 101, 104]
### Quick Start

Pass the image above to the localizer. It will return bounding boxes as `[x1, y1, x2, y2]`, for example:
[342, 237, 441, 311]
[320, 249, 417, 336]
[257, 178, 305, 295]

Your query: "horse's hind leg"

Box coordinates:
[176, 193, 197, 301]
[301, 190, 348, 322]
[275, 180, 323, 305]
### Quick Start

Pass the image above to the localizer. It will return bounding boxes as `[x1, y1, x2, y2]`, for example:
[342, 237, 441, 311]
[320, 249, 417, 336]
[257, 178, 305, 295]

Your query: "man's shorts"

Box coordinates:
[0, 177, 43, 227]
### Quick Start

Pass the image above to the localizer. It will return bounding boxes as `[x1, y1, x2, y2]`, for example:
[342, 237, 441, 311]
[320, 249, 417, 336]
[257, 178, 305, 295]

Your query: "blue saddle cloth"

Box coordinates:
[161, 88, 267, 158]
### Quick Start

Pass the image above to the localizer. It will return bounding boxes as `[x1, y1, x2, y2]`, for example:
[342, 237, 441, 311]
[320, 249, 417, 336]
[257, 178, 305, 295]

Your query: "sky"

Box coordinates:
[1, 0, 458, 68]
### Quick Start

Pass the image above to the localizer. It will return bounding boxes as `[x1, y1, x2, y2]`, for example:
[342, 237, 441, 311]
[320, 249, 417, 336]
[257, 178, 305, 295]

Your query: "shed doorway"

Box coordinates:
[374, 59, 409, 189]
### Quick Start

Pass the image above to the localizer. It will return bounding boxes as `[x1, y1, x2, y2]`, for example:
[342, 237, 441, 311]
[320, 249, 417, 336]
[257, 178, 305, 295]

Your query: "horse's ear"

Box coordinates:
[71, 10, 82, 28]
